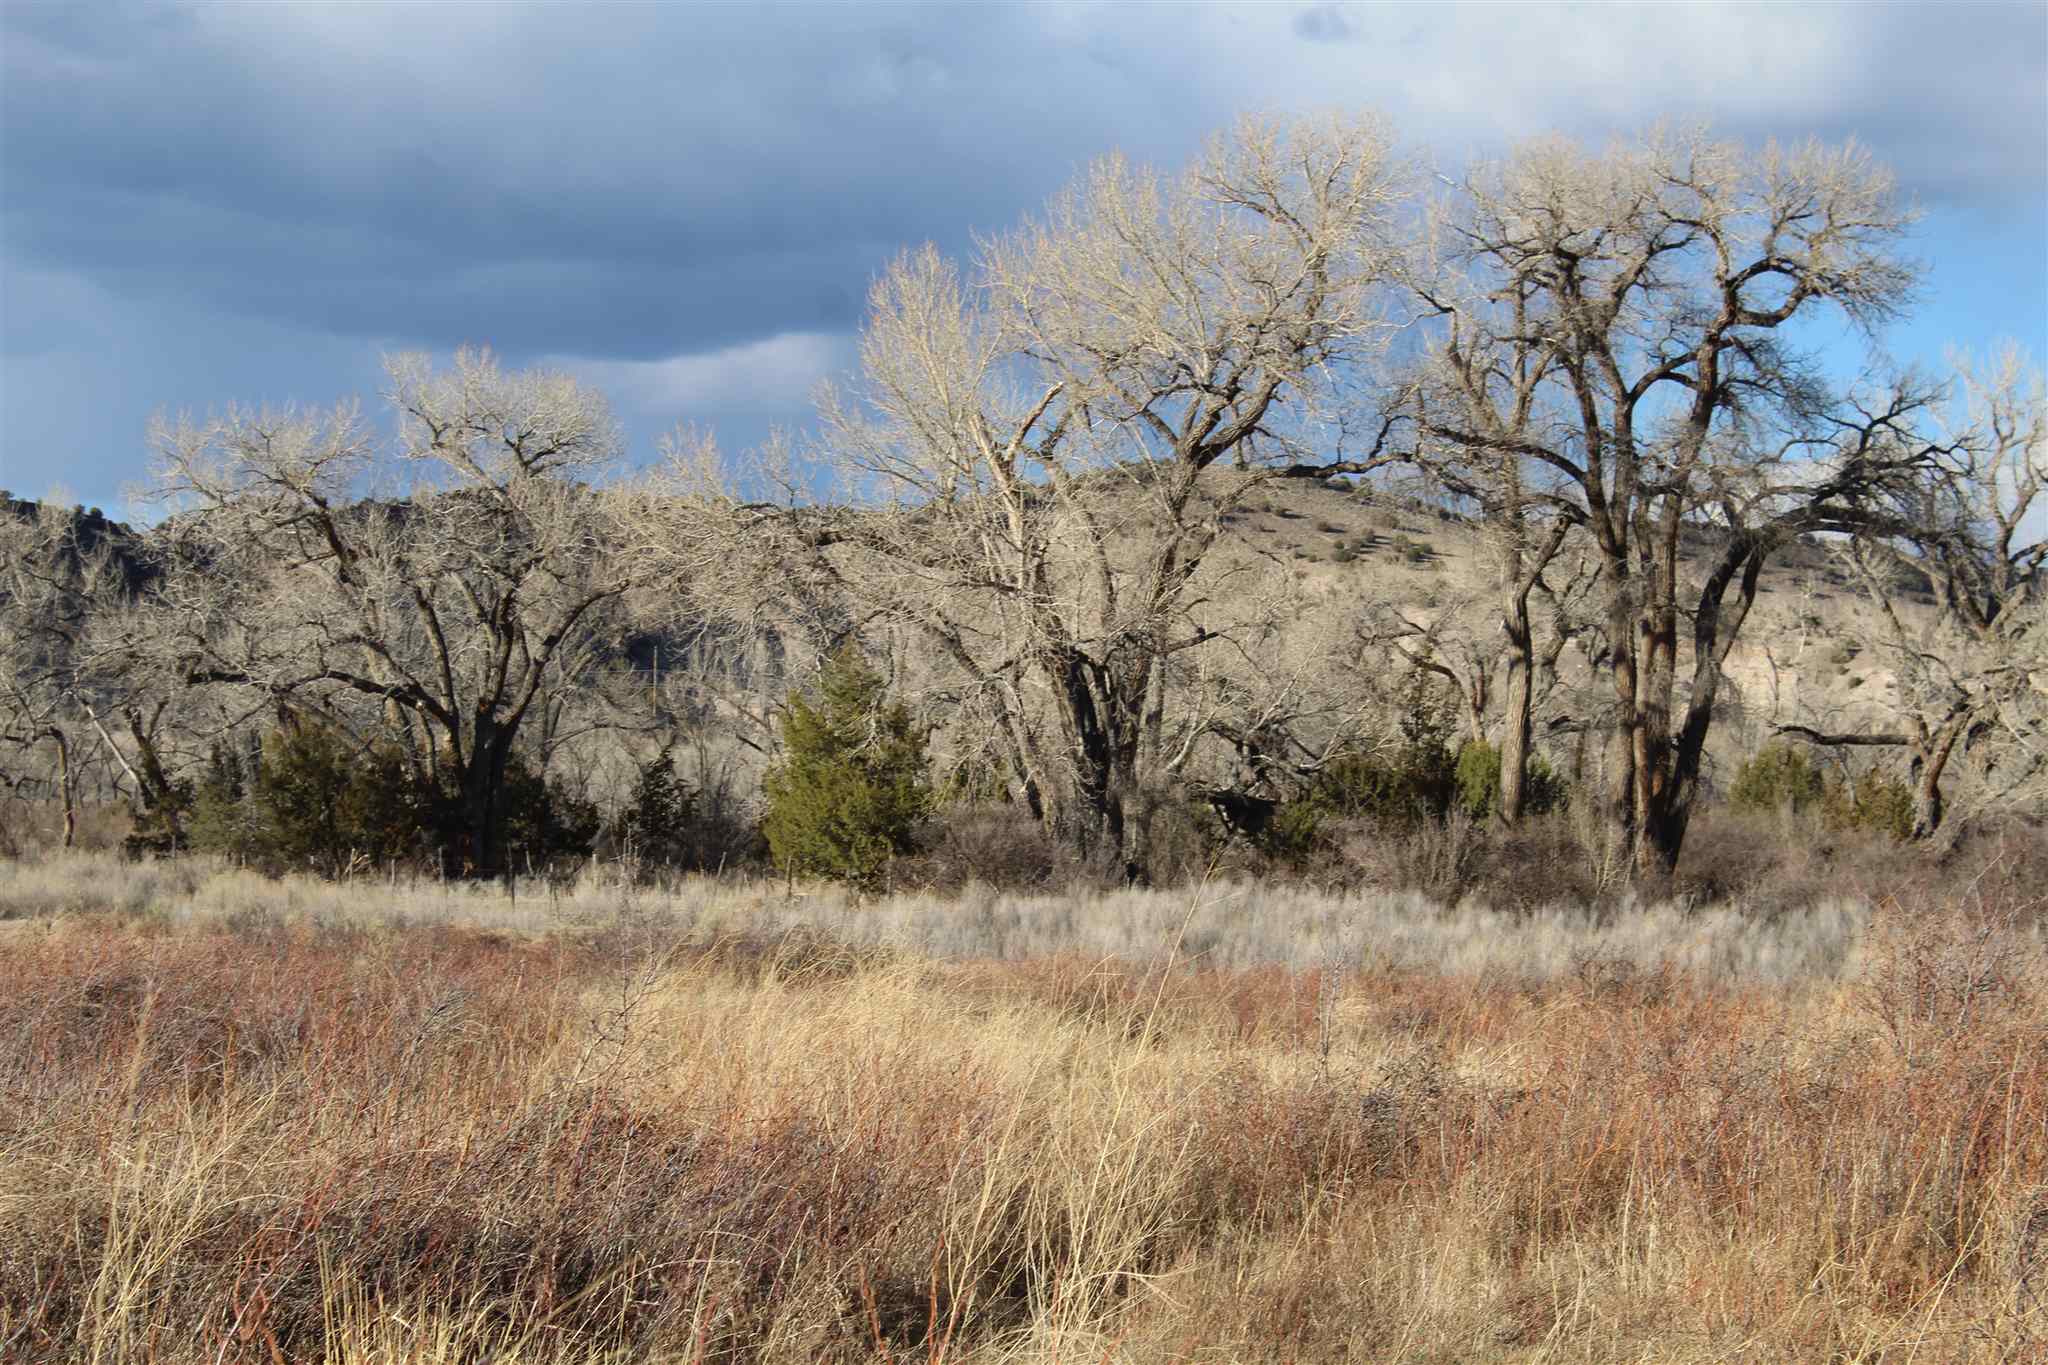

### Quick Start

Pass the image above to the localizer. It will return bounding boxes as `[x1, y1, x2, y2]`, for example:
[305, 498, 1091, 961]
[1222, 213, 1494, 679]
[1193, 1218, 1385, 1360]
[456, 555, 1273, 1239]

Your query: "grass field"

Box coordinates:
[1, 853, 2043, 1361]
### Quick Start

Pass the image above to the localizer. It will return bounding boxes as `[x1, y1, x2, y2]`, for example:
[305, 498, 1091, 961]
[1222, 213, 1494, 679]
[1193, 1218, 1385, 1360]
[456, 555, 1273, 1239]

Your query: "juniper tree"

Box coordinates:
[761, 646, 931, 888]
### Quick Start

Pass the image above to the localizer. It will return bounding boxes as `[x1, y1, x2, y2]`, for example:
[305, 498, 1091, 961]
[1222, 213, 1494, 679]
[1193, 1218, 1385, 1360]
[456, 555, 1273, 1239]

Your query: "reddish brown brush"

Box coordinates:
[0, 869, 2042, 1361]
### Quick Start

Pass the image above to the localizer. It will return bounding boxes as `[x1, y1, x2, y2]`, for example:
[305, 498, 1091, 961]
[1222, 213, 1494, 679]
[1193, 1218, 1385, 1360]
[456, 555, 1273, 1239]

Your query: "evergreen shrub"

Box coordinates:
[761, 647, 931, 888]
[1729, 743, 1826, 815]
[1822, 767, 1915, 841]
[184, 722, 595, 876]
[1452, 739, 1567, 821]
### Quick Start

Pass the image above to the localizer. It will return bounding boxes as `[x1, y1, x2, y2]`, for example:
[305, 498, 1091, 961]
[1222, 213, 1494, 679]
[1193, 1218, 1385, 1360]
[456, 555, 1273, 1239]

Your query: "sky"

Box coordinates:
[2, 0, 2044, 518]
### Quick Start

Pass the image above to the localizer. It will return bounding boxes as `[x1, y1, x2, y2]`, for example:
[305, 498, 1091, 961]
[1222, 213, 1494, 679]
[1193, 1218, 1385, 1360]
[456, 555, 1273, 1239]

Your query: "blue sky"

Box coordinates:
[2, 0, 2043, 517]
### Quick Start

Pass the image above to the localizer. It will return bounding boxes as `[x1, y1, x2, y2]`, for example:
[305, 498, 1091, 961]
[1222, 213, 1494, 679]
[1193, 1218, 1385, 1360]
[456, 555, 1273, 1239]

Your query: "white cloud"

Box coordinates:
[553, 331, 855, 419]
[1052, 2, 2039, 200]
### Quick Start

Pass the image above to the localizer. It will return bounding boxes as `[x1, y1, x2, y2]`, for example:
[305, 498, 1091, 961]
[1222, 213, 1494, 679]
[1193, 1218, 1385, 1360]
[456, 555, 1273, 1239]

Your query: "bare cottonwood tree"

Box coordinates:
[1357, 591, 1498, 747]
[0, 503, 121, 845]
[145, 348, 643, 874]
[649, 117, 1407, 875]
[0, 501, 195, 848]
[1428, 126, 1930, 873]
[1780, 349, 2047, 838]
[1353, 539, 1593, 800]
[1400, 215, 1591, 821]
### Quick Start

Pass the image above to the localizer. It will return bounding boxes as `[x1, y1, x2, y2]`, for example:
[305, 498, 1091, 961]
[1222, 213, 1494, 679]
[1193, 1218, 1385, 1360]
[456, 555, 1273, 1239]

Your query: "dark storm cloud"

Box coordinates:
[0, 1, 1189, 360]
[1, 1, 2040, 507]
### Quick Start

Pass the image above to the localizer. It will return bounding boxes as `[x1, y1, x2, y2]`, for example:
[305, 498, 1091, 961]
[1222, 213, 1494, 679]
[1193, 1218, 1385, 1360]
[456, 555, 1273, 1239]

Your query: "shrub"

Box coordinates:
[254, 725, 375, 872]
[188, 724, 432, 875]
[1308, 746, 1455, 826]
[761, 646, 932, 889]
[900, 807, 1073, 891]
[1528, 756, 1569, 816]
[1454, 741, 1499, 821]
[183, 723, 595, 877]
[609, 742, 761, 877]
[1330, 807, 1483, 901]
[497, 756, 601, 872]
[122, 778, 195, 858]
[1729, 743, 1826, 815]
[1822, 766, 1914, 841]
[1263, 672, 1457, 861]
[1452, 740, 1567, 821]
[615, 743, 697, 867]
[185, 738, 258, 861]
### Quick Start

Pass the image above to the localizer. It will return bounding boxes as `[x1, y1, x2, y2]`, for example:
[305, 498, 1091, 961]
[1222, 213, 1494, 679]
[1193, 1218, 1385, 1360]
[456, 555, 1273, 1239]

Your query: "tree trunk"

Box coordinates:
[1044, 647, 1109, 852]
[1110, 766, 1149, 886]
[1651, 540, 1766, 875]
[1909, 717, 1965, 841]
[1497, 606, 1534, 824]
[1602, 560, 1643, 865]
[1462, 671, 1489, 748]
[53, 728, 76, 850]
[458, 714, 515, 877]
[1910, 761, 1944, 842]
[1041, 643, 1155, 881]
[1631, 693, 1677, 880]
[1639, 799, 1685, 877]
[126, 707, 184, 846]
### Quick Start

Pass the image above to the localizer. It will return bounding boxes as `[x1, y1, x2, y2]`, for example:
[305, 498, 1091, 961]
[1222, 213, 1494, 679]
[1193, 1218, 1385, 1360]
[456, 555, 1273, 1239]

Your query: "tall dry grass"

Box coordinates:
[0, 852, 2043, 1361]
[0, 849, 1906, 982]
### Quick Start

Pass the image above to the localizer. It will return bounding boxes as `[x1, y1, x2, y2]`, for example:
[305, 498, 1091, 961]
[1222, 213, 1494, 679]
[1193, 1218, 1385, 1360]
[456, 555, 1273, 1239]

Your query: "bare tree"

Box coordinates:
[1780, 348, 2047, 838]
[647, 116, 1407, 875]
[1357, 592, 1498, 747]
[1427, 126, 1930, 873]
[1355, 538, 1593, 770]
[0, 503, 118, 845]
[0, 500, 194, 848]
[1400, 219, 1589, 821]
[145, 348, 643, 874]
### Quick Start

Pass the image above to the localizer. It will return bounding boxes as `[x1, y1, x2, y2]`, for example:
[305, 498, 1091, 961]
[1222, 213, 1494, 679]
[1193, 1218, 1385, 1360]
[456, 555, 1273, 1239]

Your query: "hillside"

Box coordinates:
[1174, 471, 1934, 788]
[0, 481, 1933, 802]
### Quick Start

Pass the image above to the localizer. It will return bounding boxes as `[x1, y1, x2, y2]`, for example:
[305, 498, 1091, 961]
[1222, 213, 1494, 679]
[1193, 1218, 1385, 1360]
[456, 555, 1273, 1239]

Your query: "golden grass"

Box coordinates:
[1, 854, 2043, 1361]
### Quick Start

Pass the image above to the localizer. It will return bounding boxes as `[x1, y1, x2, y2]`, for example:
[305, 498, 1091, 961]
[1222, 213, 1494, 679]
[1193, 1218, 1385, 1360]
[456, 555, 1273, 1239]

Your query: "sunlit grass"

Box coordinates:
[1, 852, 2042, 1360]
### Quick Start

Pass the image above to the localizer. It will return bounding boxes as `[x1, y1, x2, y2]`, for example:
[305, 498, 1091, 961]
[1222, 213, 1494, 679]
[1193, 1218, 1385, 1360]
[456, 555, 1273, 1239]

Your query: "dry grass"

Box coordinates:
[0, 850, 1902, 982]
[1, 853, 2043, 1361]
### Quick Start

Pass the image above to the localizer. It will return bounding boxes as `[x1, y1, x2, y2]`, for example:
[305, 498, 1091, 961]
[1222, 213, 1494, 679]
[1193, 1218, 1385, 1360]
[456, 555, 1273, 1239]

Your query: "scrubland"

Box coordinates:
[1, 851, 2044, 1362]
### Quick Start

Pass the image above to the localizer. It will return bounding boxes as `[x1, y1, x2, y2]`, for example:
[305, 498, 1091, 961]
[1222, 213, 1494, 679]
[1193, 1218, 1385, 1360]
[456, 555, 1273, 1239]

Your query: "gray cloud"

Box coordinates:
[2, 1, 2041, 504]
[1294, 4, 1359, 43]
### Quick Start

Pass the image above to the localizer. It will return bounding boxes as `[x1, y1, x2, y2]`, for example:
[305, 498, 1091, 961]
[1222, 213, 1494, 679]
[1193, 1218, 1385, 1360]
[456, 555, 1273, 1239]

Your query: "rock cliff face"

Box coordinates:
[0, 496, 156, 597]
